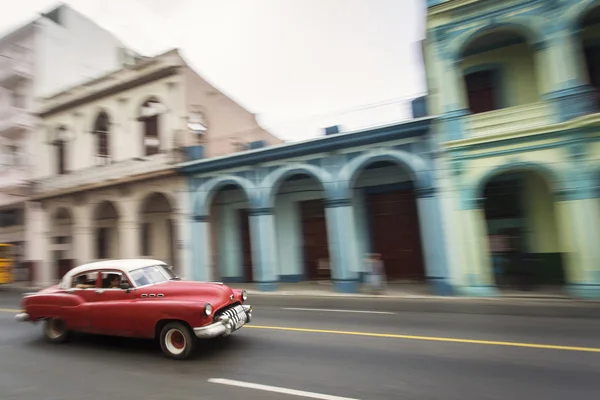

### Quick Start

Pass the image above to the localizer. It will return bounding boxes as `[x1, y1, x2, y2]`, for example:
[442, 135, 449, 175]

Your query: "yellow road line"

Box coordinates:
[245, 325, 600, 353]
[2, 308, 598, 353]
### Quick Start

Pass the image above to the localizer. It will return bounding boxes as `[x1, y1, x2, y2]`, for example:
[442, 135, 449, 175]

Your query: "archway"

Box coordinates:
[350, 160, 426, 283]
[139, 192, 175, 268]
[579, 4, 600, 110]
[50, 207, 74, 279]
[480, 170, 565, 291]
[206, 181, 254, 283]
[458, 27, 541, 113]
[267, 167, 332, 282]
[93, 201, 120, 260]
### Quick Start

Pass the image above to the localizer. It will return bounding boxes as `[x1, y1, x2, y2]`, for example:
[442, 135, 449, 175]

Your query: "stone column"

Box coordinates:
[544, 25, 596, 121]
[556, 151, 600, 298]
[457, 194, 498, 296]
[324, 198, 360, 293]
[416, 187, 453, 296]
[190, 215, 212, 282]
[119, 200, 140, 259]
[72, 203, 93, 265]
[248, 207, 278, 292]
[26, 201, 52, 287]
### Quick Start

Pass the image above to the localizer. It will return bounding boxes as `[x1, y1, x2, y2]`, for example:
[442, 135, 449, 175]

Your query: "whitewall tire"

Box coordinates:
[159, 322, 196, 360]
[44, 318, 71, 343]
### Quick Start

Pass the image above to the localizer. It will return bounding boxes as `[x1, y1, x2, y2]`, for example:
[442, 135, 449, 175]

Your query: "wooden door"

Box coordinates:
[299, 200, 330, 280]
[367, 190, 425, 281]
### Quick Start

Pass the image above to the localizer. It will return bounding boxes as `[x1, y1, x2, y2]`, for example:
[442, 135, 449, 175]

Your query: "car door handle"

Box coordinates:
[95, 289, 104, 295]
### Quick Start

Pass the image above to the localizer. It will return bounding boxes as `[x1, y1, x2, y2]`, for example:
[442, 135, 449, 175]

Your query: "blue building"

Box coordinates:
[177, 101, 453, 295]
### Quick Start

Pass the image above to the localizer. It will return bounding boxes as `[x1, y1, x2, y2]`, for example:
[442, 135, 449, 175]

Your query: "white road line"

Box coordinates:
[282, 307, 395, 315]
[208, 378, 360, 400]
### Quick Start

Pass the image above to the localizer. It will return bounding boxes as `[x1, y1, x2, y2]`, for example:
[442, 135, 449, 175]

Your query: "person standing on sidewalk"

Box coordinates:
[365, 253, 385, 294]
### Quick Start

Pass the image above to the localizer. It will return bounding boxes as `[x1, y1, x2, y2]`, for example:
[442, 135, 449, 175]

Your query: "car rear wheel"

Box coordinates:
[44, 318, 71, 343]
[159, 322, 196, 360]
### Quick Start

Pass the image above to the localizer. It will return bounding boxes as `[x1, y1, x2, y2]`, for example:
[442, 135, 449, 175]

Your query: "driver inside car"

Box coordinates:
[105, 274, 121, 289]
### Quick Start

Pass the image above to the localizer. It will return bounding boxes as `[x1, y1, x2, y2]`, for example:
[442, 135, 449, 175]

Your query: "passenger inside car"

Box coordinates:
[74, 275, 95, 289]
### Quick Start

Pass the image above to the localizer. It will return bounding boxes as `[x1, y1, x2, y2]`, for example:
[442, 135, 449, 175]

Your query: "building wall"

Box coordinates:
[33, 5, 128, 98]
[182, 68, 284, 158]
[425, 0, 600, 297]
[27, 174, 184, 286]
[179, 118, 453, 294]
[211, 166, 412, 282]
[34, 73, 185, 180]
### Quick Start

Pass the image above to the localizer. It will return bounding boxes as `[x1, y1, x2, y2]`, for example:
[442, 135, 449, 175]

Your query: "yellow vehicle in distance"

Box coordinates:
[0, 243, 14, 285]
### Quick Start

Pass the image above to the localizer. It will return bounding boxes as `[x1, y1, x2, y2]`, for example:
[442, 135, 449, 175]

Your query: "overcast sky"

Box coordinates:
[0, 0, 427, 141]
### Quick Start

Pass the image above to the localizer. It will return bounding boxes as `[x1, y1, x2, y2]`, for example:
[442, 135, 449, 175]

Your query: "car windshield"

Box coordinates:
[129, 265, 173, 287]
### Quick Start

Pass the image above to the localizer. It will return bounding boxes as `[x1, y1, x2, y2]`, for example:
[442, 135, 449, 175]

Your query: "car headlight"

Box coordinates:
[241, 290, 248, 302]
[204, 303, 212, 316]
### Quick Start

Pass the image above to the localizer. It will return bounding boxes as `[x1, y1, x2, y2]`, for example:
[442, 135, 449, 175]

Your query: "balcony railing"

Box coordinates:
[0, 107, 35, 137]
[34, 152, 176, 194]
[465, 102, 553, 139]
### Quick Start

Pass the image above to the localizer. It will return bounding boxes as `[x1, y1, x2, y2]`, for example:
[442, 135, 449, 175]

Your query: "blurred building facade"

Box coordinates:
[424, 0, 600, 297]
[27, 47, 282, 287]
[0, 4, 136, 281]
[177, 106, 452, 294]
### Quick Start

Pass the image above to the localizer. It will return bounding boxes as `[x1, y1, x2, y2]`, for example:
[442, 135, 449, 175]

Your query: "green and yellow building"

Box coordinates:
[424, 0, 600, 297]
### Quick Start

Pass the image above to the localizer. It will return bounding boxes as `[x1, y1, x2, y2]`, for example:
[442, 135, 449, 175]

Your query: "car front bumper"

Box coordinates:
[15, 312, 30, 322]
[193, 304, 252, 339]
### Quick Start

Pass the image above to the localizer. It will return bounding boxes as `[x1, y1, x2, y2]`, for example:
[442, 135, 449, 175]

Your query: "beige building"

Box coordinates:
[27, 48, 282, 286]
[0, 4, 136, 280]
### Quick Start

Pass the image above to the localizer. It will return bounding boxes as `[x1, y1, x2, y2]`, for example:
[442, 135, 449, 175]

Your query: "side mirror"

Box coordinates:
[120, 282, 131, 291]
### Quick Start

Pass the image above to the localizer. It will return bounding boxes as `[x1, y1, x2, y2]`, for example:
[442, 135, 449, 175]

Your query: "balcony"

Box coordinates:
[0, 55, 33, 84]
[0, 107, 35, 139]
[34, 152, 176, 194]
[464, 102, 553, 140]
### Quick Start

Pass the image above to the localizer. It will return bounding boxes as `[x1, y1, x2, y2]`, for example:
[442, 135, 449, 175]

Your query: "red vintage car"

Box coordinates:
[15, 259, 252, 359]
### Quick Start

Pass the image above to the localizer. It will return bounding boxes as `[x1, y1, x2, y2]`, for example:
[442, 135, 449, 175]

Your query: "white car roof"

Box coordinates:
[61, 259, 167, 285]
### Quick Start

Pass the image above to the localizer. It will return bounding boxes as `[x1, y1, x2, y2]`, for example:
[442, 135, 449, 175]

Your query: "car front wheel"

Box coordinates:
[159, 322, 196, 360]
[44, 317, 71, 343]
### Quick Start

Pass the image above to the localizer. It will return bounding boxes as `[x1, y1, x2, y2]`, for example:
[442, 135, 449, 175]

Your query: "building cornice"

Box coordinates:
[37, 65, 181, 118]
[177, 117, 433, 175]
[443, 113, 600, 150]
[30, 168, 177, 201]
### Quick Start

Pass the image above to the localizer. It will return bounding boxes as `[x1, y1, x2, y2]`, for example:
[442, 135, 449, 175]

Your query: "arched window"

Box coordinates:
[93, 111, 111, 165]
[139, 98, 165, 156]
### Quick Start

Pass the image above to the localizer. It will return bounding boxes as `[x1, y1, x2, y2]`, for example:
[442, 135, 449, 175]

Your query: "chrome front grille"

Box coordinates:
[215, 304, 245, 325]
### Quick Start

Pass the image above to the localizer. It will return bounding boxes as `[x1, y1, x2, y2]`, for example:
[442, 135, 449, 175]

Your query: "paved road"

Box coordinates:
[1, 292, 600, 400]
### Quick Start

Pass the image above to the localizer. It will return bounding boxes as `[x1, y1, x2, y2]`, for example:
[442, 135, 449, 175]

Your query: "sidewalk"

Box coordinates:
[3, 281, 599, 318]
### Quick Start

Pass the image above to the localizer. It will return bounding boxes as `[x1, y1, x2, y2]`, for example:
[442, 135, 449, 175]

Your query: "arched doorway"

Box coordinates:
[139, 192, 176, 268]
[208, 183, 253, 283]
[351, 160, 426, 283]
[481, 170, 565, 291]
[269, 170, 331, 282]
[51, 207, 74, 279]
[93, 201, 120, 260]
[459, 27, 541, 113]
